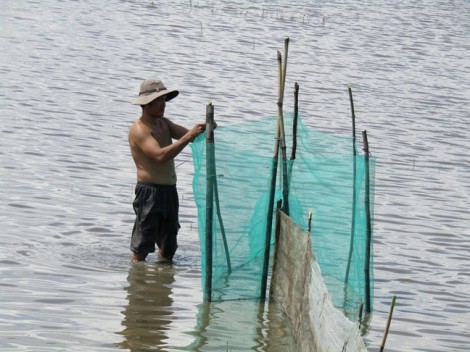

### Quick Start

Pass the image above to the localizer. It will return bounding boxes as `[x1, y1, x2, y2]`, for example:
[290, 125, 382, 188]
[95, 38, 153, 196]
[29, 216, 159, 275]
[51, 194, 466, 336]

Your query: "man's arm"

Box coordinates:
[165, 117, 216, 139]
[129, 122, 205, 163]
[164, 117, 189, 140]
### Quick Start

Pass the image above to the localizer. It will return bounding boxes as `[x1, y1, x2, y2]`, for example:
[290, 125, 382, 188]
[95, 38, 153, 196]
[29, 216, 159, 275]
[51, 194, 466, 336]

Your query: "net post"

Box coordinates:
[287, 82, 299, 190]
[280, 38, 290, 215]
[349, 85, 357, 150]
[345, 85, 357, 285]
[291, 82, 299, 161]
[358, 299, 364, 329]
[362, 130, 372, 312]
[307, 208, 313, 234]
[262, 39, 289, 300]
[261, 152, 277, 301]
[269, 200, 283, 299]
[204, 102, 215, 302]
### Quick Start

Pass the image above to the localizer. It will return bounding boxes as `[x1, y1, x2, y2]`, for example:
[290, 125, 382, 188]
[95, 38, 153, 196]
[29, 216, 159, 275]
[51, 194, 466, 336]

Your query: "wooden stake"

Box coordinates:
[345, 85, 357, 285]
[279, 38, 290, 215]
[269, 200, 283, 299]
[307, 208, 313, 234]
[204, 102, 215, 302]
[349, 85, 357, 152]
[291, 82, 299, 161]
[262, 37, 290, 300]
[363, 130, 372, 312]
[358, 299, 364, 329]
[287, 82, 299, 190]
[380, 296, 397, 352]
[211, 118, 231, 274]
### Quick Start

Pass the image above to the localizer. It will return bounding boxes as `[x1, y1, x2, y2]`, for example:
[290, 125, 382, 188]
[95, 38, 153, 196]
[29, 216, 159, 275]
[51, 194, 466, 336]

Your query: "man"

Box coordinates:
[128, 78, 206, 262]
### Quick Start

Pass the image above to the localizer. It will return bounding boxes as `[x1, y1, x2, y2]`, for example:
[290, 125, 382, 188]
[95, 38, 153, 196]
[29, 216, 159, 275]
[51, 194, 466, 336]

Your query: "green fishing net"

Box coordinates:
[190, 112, 375, 314]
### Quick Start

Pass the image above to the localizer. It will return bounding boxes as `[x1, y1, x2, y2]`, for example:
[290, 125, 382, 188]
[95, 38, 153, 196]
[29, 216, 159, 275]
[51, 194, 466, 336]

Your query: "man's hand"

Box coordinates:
[189, 122, 206, 141]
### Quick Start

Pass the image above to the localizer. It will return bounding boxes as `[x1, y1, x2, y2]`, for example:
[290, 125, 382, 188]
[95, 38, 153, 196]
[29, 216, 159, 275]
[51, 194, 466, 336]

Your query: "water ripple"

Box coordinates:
[1, 0, 469, 351]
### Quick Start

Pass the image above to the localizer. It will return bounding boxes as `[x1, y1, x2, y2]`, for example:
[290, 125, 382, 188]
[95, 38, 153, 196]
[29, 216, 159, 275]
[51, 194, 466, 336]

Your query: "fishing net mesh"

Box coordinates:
[190, 113, 375, 315]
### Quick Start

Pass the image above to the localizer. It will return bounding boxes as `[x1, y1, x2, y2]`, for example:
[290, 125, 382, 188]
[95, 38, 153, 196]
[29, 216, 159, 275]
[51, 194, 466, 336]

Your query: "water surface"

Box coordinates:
[1, 1, 469, 351]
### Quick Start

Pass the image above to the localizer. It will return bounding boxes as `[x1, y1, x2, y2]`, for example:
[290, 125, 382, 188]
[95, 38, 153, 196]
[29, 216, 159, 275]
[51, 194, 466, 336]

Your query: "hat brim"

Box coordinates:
[131, 89, 179, 105]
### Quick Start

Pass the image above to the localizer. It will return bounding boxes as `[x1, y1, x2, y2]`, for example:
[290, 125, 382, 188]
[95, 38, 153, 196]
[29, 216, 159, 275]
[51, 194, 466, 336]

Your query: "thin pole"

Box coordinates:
[345, 85, 357, 284]
[349, 85, 357, 150]
[261, 53, 281, 299]
[261, 150, 278, 301]
[280, 38, 290, 215]
[287, 82, 299, 189]
[204, 102, 215, 302]
[262, 38, 289, 300]
[362, 130, 372, 312]
[208, 106, 231, 274]
[269, 200, 283, 299]
[214, 175, 231, 273]
[380, 296, 397, 352]
[291, 82, 299, 161]
[273, 50, 282, 158]
[307, 208, 313, 234]
[358, 299, 364, 330]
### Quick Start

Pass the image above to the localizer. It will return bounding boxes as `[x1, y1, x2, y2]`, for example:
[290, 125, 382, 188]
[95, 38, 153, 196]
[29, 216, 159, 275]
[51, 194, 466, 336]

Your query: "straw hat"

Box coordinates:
[131, 79, 179, 105]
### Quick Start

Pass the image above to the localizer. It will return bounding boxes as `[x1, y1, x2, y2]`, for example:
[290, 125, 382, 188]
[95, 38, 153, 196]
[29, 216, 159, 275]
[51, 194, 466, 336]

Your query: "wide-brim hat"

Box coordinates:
[131, 79, 179, 105]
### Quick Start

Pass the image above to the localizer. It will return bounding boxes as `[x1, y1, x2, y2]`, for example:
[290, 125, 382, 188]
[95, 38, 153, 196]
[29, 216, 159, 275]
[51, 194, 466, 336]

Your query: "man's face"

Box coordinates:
[147, 96, 166, 116]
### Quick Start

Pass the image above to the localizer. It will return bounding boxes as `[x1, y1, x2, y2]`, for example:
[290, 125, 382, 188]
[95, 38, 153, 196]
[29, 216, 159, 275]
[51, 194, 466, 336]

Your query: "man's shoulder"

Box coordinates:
[130, 118, 150, 132]
[129, 119, 150, 141]
[160, 116, 172, 125]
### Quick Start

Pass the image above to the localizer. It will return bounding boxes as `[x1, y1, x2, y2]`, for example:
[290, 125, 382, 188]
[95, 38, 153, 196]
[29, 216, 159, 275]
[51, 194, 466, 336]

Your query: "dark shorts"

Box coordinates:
[130, 182, 180, 258]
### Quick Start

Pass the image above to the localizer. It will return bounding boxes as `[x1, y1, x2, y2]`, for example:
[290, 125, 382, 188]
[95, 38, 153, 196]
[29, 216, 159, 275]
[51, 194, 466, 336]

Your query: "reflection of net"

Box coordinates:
[191, 113, 375, 314]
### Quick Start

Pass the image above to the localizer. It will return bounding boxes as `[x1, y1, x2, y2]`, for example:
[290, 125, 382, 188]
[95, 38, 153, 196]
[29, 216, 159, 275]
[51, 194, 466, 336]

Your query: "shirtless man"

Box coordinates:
[128, 78, 206, 262]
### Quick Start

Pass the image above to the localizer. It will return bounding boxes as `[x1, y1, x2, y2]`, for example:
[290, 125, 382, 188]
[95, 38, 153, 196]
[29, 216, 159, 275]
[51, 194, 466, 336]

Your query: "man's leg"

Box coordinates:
[158, 248, 172, 262]
[130, 183, 156, 262]
[131, 252, 148, 261]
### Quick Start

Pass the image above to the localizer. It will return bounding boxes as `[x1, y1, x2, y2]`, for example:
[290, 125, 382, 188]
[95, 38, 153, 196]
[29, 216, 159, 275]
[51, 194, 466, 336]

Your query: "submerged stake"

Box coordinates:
[380, 295, 397, 352]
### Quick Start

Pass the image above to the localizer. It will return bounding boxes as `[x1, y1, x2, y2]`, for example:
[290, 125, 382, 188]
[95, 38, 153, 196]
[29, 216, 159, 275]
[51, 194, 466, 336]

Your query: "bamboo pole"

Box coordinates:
[380, 296, 397, 352]
[307, 208, 313, 234]
[349, 85, 357, 151]
[214, 174, 232, 274]
[261, 37, 289, 300]
[358, 299, 364, 329]
[281, 38, 289, 96]
[362, 130, 372, 312]
[204, 102, 215, 302]
[261, 149, 278, 300]
[279, 38, 290, 215]
[209, 109, 231, 274]
[261, 56, 281, 300]
[204, 102, 231, 301]
[287, 82, 299, 189]
[345, 85, 357, 284]
[274, 50, 283, 159]
[269, 200, 283, 299]
[291, 82, 299, 161]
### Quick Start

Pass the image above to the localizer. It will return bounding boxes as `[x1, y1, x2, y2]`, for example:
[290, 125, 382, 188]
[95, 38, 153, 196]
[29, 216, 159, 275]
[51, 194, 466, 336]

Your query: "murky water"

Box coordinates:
[1, 1, 469, 351]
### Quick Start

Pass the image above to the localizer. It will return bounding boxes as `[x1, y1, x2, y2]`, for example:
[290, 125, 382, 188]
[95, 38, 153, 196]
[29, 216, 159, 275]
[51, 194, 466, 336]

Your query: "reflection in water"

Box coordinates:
[117, 262, 295, 351]
[184, 299, 296, 352]
[118, 263, 175, 351]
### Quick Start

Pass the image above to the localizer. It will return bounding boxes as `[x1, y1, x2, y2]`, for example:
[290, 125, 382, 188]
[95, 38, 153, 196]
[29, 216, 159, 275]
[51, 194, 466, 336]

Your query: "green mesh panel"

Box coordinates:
[191, 113, 375, 314]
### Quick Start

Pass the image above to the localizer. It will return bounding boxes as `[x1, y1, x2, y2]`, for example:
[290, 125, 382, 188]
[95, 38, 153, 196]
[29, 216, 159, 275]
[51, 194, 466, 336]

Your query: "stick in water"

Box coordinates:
[380, 295, 397, 352]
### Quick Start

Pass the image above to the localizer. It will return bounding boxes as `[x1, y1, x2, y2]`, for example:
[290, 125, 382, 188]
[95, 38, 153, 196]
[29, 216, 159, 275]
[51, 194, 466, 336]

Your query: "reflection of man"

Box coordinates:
[118, 263, 175, 350]
[128, 78, 206, 262]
